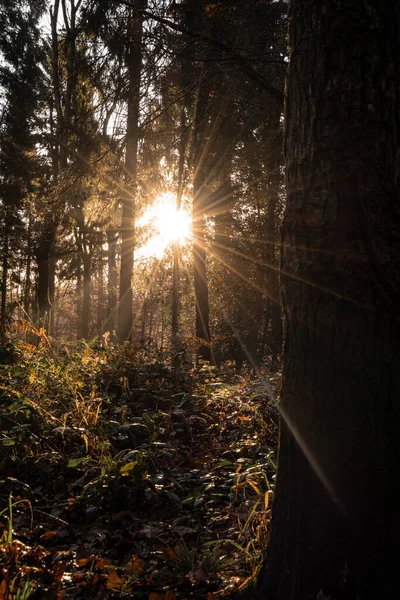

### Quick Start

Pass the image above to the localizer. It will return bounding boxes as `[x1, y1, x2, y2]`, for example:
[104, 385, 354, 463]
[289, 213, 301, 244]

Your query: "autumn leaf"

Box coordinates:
[39, 531, 57, 542]
[126, 554, 145, 574]
[95, 557, 111, 569]
[53, 562, 66, 584]
[106, 569, 126, 591]
[76, 556, 95, 567]
[0, 581, 8, 600]
[120, 461, 138, 474]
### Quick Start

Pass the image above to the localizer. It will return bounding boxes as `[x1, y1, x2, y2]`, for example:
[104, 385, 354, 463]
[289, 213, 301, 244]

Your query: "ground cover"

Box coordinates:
[0, 339, 279, 599]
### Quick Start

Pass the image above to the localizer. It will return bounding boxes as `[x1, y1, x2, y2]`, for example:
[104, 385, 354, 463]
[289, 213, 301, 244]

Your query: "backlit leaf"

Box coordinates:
[120, 461, 138, 474]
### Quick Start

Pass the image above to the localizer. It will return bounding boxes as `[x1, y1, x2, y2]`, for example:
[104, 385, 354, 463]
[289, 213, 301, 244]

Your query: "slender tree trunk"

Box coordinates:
[39, 0, 78, 337]
[35, 230, 55, 331]
[117, 1, 145, 342]
[172, 105, 187, 359]
[48, 245, 55, 336]
[1, 228, 9, 321]
[97, 248, 105, 335]
[148, 301, 153, 346]
[255, 3, 400, 599]
[140, 299, 146, 346]
[76, 248, 82, 339]
[192, 74, 212, 363]
[23, 216, 32, 317]
[81, 242, 91, 339]
[105, 227, 117, 334]
[264, 189, 282, 365]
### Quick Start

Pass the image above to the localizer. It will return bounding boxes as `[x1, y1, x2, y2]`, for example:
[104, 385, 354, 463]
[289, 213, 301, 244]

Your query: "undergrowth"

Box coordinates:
[0, 336, 279, 599]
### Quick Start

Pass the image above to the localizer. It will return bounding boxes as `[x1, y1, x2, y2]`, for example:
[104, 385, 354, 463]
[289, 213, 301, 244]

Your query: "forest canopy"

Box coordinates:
[2, 1, 399, 599]
[0, 1, 287, 598]
[0, 0, 287, 366]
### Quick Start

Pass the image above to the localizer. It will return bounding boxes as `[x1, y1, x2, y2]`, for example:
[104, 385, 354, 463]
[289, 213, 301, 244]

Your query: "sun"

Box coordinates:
[137, 192, 192, 260]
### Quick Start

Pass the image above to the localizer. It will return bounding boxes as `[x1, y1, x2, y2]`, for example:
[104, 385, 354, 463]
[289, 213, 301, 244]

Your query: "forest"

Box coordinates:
[1, 1, 399, 599]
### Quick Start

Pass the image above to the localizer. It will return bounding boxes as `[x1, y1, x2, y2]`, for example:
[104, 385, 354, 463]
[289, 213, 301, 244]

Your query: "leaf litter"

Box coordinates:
[0, 342, 279, 599]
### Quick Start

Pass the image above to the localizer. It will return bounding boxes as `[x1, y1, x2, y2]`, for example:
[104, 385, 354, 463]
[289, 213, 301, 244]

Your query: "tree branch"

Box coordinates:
[117, 0, 285, 103]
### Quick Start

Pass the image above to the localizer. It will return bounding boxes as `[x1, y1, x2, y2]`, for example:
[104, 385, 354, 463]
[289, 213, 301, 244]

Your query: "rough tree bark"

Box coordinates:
[254, 2, 400, 599]
[117, 1, 144, 342]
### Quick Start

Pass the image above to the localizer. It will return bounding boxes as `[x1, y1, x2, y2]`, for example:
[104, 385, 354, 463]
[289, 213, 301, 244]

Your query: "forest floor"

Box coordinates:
[0, 339, 279, 600]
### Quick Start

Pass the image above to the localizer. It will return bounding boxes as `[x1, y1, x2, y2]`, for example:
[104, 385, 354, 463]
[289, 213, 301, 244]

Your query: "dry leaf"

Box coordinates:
[40, 531, 58, 542]
[126, 554, 145, 574]
[106, 569, 126, 591]
[0, 581, 8, 600]
[76, 556, 94, 567]
[95, 557, 111, 569]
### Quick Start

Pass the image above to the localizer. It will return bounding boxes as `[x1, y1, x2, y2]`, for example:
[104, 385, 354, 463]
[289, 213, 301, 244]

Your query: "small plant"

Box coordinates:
[0, 493, 33, 546]
[8, 579, 35, 600]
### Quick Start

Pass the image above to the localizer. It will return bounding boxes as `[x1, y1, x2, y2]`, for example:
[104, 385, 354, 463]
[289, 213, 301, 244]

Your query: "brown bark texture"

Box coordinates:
[117, 2, 144, 342]
[255, 2, 400, 599]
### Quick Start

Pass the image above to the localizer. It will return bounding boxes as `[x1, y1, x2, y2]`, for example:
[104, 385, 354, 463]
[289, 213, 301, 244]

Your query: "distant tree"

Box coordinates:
[0, 0, 45, 323]
[254, 2, 400, 599]
[117, 0, 146, 342]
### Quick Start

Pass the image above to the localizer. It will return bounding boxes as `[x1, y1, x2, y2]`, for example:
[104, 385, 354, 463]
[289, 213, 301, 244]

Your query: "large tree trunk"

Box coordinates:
[255, 3, 400, 599]
[117, 1, 144, 342]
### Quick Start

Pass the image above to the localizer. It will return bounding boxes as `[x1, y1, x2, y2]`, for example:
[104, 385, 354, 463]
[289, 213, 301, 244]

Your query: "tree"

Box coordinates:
[117, 0, 146, 342]
[253, 2, 400, 599]
[0, 0, 44, 325]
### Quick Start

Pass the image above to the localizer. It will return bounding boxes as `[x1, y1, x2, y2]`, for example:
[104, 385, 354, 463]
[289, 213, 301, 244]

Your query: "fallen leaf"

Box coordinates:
[40, 531, 58, 542]
[95, 557, 111, 569]
[53, 563, 66, 584]
[106, 569, 126, 591]
[126, 554, 145, 574]
[120, 461, 138, 474]
[67, 457, 85, 468]
[77, 556, 94, 567]
[0, 581, 8, 600]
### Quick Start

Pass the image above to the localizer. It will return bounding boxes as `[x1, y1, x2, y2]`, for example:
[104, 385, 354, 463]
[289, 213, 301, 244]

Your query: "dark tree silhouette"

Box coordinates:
[254, 2, 400, 599]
